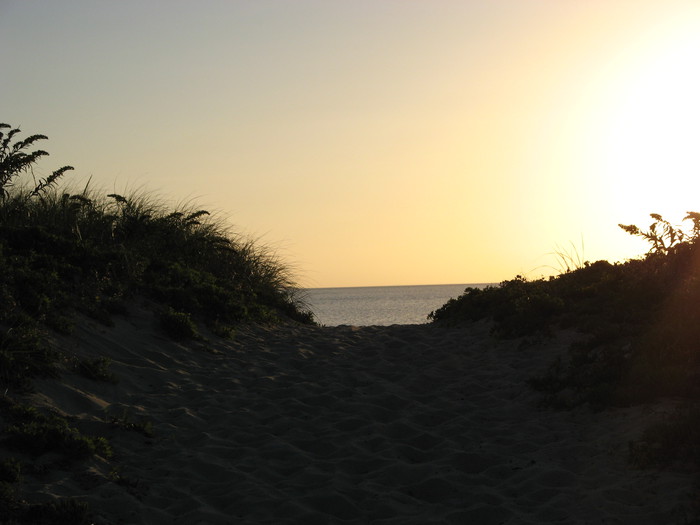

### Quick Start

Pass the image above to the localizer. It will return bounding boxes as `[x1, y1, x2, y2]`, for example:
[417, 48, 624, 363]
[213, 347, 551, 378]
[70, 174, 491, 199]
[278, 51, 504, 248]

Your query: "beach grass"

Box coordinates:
[0, 123, 315, 521]
[0, 122, 314, 338]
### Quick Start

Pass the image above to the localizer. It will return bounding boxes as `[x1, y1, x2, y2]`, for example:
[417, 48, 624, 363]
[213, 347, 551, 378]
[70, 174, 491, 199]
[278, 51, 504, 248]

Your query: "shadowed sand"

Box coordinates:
[29, 308, 693, 524]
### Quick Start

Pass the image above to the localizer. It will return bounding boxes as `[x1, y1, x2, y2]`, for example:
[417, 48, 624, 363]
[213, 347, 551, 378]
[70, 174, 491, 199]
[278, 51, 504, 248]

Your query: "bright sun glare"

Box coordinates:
[597, 17, 700, 224]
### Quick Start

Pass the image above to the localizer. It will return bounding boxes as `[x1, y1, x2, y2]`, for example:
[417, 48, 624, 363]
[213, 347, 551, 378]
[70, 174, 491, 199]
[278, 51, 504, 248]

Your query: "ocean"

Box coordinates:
[303, 283, 492, 326]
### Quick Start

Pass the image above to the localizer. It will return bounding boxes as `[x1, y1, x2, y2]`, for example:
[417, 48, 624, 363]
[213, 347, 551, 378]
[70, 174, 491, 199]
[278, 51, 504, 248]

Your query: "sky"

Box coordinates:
[3, 1, 700, 288]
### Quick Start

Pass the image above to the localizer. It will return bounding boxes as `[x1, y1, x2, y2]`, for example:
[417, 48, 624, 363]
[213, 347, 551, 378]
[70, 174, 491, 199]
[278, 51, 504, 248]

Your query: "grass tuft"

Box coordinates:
[1, 399, 112, 460]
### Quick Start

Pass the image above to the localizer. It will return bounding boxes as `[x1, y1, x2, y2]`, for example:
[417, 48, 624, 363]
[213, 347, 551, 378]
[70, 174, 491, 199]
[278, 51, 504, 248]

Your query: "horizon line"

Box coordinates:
[302, 282, 496, 290]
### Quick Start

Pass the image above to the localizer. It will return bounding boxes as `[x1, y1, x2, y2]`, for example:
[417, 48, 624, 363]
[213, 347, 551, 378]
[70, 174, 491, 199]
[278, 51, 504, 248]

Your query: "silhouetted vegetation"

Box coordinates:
[0, 122, 315, 521]
[0, 123, 314, 374]
[431, 212, 700, 471]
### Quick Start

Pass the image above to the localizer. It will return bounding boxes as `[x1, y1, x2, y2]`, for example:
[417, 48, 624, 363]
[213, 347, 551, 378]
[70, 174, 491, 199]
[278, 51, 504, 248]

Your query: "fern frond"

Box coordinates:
[30, 165, 74, 196]
[4, 150, 49, 170]
[15, 134, 48, 151]
[2, 128, 22, 152]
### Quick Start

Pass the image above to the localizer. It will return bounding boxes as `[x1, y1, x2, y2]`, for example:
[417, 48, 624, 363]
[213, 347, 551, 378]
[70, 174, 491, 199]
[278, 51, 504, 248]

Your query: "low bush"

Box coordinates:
[629, 406, 700, 469]
[10, 498, 92, 525]
[1, 399, 112, 460]
[159, 308, 199, 341]
[0, 324, 59, 392]
[75, 356, 117, 384]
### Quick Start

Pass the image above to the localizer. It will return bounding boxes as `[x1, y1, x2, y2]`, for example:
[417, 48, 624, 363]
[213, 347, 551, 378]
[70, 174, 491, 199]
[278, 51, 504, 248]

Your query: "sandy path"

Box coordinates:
[29, 310, 693, 524]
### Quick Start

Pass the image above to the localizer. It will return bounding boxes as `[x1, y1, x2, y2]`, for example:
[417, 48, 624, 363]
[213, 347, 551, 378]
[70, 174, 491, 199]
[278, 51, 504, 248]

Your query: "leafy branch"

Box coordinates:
[619, 212, 700, 255]
[0, 123, 73, 199]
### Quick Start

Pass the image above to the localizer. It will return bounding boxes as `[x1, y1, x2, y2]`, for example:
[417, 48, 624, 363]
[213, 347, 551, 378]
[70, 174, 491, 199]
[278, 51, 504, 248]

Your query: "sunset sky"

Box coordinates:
[3, 1, 700, 287]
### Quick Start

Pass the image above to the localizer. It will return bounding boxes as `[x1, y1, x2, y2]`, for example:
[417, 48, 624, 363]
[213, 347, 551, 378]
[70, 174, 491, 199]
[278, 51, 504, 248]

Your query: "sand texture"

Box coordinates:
[23, 308, 694, 524]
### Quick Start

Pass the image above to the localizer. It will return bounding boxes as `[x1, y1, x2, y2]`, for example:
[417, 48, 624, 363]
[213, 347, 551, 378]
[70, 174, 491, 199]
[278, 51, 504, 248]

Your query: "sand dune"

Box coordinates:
[25, 307, 693, 524]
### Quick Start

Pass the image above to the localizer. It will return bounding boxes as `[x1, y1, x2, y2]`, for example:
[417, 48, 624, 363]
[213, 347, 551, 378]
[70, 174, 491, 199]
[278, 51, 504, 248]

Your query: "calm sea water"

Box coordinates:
[303, 284, 491, 326]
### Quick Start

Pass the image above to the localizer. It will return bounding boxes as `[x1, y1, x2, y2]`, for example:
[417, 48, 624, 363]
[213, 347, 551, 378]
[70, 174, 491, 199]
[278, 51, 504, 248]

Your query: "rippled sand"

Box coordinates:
[27, 308, 693, 524]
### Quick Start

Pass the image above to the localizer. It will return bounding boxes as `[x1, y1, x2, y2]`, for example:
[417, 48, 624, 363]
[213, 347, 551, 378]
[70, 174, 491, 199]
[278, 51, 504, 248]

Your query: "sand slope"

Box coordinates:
[24, 308, 694, 524]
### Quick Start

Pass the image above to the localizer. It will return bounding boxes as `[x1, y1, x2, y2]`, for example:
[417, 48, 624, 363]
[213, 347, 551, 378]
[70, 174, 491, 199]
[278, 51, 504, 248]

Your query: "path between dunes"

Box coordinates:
[31, 309, 693, 524]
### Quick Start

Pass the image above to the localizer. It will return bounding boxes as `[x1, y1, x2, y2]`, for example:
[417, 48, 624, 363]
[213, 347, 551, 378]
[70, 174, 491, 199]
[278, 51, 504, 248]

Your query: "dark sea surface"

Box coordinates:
[303, 283, 492, 326]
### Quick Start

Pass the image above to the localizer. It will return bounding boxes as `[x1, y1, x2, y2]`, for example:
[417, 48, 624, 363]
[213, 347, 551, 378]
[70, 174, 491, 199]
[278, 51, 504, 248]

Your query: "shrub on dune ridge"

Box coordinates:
[428, 259, 650, 337]
[431, 213, 700, 406]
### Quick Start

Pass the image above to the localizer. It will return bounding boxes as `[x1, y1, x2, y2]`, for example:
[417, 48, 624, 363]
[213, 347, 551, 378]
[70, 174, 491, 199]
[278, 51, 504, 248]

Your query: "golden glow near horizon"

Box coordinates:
[3, 1, 700, 287]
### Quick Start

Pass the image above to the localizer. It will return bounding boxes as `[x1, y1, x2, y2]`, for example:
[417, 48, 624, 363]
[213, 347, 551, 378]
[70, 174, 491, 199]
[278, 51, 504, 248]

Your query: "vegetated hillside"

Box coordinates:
[0, 123, 314, 523]
[431, 213, 700, 470]
[0, 123, 314, 332]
